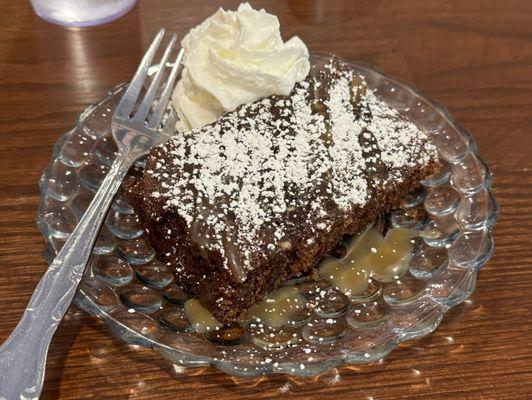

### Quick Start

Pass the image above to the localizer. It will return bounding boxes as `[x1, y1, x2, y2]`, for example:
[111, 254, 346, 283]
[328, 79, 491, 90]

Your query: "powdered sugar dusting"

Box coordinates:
[326, 71, 367, 209]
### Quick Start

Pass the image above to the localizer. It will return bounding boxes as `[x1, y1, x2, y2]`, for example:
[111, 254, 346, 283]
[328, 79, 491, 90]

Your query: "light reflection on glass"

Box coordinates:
[31, 0, 137, 28]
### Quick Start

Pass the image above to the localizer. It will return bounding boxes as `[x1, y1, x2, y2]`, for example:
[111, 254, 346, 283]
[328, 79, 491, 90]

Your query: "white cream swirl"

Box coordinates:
[172, 3, 310, 131]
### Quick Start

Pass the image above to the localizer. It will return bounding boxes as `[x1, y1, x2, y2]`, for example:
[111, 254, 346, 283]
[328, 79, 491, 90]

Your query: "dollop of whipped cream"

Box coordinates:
[172, 2, 310, 131]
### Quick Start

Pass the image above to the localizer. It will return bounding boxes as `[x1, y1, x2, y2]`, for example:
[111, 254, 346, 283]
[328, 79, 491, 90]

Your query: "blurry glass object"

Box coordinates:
[30, 0, 137, 27]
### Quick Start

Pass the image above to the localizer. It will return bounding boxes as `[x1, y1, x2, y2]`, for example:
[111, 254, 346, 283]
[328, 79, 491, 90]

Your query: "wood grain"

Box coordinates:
[1, 1, 531, 399]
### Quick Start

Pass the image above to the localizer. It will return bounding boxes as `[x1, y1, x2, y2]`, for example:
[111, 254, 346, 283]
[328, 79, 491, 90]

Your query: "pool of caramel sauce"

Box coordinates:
[184, 226, 415, 331]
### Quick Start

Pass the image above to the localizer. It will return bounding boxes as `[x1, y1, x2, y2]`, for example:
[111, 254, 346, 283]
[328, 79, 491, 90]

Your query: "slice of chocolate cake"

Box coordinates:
[128, 56, 440, 323]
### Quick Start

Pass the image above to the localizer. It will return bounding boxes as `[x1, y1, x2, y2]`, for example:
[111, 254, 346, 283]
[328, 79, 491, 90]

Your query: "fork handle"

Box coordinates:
[0, 154, 133, 400]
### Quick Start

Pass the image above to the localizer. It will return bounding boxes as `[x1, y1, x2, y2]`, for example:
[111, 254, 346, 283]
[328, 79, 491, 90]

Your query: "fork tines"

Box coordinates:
[114, 28, 184, 129]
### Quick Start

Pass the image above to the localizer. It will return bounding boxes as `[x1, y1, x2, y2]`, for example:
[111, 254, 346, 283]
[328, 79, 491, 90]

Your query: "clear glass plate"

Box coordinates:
[37, 55, 498, 377]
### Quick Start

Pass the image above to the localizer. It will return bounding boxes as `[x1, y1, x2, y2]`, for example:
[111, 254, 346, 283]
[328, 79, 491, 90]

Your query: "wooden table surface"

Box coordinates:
[1, 1, 531, 399]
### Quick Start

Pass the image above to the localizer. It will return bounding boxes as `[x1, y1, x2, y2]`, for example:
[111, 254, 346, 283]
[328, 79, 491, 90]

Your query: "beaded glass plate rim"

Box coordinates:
[36, 54, 498, 377]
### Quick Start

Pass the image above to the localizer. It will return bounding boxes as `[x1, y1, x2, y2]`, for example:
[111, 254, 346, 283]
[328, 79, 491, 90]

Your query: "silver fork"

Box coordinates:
[0, 28, 184, 400]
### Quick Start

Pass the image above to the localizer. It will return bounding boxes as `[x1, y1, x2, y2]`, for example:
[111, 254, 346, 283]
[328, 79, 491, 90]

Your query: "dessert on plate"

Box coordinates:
[128, 3, 440, 323]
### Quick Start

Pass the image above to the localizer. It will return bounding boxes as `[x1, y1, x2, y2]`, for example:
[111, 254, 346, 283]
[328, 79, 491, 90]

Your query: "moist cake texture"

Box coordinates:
[128, 56, 440, 323]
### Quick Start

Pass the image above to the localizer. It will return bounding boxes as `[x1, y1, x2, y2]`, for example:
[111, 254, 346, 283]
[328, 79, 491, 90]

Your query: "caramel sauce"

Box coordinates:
[319, 227, 416, 295]
[184, 287, 306, 332]
[184, 299, 221, 333]
[185, 227, 415, 331]
[248, 286, 306, 328]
